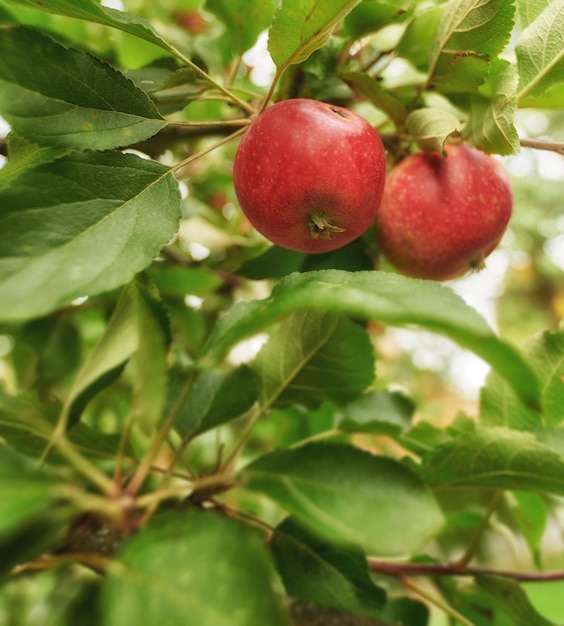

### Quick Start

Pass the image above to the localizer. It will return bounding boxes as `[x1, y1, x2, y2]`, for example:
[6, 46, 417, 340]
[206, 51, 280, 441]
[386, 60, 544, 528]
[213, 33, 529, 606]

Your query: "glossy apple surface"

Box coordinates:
[375, 143, 513, 280]
[233, 98, 386, 254]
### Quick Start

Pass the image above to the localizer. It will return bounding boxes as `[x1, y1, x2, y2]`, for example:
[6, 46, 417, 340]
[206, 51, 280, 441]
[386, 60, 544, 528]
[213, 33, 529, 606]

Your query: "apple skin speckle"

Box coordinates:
[233, 98, 387, 254]
[375, 143, 513, 281]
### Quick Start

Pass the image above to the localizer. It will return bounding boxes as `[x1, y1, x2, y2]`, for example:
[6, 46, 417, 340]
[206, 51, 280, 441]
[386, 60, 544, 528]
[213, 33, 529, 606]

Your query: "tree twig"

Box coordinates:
[520, 137, 564, 155]
[368, 559, 564, 583]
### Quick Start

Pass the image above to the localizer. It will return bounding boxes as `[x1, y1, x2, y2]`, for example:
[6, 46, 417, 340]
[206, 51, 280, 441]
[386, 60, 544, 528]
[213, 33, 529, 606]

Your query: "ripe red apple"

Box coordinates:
[233, 98, 386, 254]
[375, 142, 513, 280]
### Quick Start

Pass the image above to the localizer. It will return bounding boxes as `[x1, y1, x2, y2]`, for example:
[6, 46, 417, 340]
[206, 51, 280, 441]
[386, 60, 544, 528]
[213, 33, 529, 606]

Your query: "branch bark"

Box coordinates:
[368, 558, 564, 583]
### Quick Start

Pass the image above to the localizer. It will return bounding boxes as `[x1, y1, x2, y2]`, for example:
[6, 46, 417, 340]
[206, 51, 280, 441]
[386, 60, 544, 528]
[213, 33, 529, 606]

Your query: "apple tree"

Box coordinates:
[0, 0, 563, 624]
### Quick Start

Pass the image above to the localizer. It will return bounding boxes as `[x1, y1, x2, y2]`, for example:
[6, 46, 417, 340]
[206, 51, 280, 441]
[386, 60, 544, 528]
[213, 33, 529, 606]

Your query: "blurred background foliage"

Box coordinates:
[0, 0, 563, 624]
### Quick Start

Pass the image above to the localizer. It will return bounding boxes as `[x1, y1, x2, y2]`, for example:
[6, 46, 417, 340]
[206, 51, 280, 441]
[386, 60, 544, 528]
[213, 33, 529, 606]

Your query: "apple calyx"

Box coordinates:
[308, 211, 345, 240]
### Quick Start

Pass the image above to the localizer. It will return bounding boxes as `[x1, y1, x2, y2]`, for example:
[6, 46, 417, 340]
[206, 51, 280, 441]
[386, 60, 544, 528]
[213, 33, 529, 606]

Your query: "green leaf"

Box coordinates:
[516, 0, 564, 100]
[0, 133, 69, 190]
[0, 389, 132, 460]
[63, 286, 138, 428]
[422, 425, 564, 495]
[101, 510, 289, 626]
[516, 0, 553, 29]
[251, 310, 374, 410]
[340, 72, 408, 126]
[272, 517, 386, 617]
[205, 0, 275, 55]
[202, 270, 541, 410]
[0, 443, 61, 534]
[268, 0, 363, 72]
[4, 0, 173, 53]
[476, 575, 558, 626]
[242, 442, 444, 555]
[509, 491, 547, 567]
[396, 5, 442, 71]
[405, 107, 461, 153]
[148, 265, 222, 298]
[0, 27, 166, 150]
[344, 0, 413, 38]
[457, 58, 520, 155]
[480, 329, 564, 430]
[0, 150, 181, 322]
[337, 390, 414, 436]
[428, 0, 515, 93]
[173, 366, 258, 438]
[130, 281, 170, 432]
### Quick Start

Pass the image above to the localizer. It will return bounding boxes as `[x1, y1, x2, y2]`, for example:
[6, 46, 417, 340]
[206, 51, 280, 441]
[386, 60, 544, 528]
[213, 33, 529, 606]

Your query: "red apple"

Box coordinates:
[375, 143, 513, 280]
[233, 98, 386, 254]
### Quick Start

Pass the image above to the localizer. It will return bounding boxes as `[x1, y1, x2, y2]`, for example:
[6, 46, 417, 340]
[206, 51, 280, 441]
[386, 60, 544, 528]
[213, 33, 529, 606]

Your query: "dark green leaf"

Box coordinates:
[0, 27, 166, 150]
[480, 329, 564, 430]
[272, 517, 386, 617]
[242, 442, 444, 555]
[251, 310, 374, 409]
[203, 270, 541, 409]
[173, 366, 258, 438]
[205, 0, 275, 54]
[101, 510, 289, 626]
[422, 425, 564, 495]
[476, 575, 558, 626]
[236, 246, 308, 280]
[268, 0, 363, 72]
[0, 151, 181, 322]
[516, 0, 564, 101]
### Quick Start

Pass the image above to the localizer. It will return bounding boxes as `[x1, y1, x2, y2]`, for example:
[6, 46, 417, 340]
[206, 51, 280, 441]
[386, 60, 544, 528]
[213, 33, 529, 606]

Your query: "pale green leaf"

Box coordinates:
[405, 107, 461, 153]
[0, 151, 181, 322]
[516, 0, 553, 29]
[0, 27, 166, 150]
[272, 517, 386, 617]
[458, 58, 520, 155]
[243, 442, 444, 555]
[101, 510, 289, 626]
[202, 270, 541, 409]
[252, 310, 374, 409]
[480, 329, 564, 430]
[476, 575, 558, 626]
[516, 0, 564, 100]
[4, 0, 173, 52]
[268, 0, 363, 71]
[206, 0, 276, 54]
[422, 425, 564, 495]
[429, 0, 515, 93]
[396, 5, 442, 71]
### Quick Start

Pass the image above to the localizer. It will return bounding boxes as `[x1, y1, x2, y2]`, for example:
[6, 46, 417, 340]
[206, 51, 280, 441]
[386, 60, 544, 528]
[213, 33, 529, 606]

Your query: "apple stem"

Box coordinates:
[308, 211, 345, 240]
